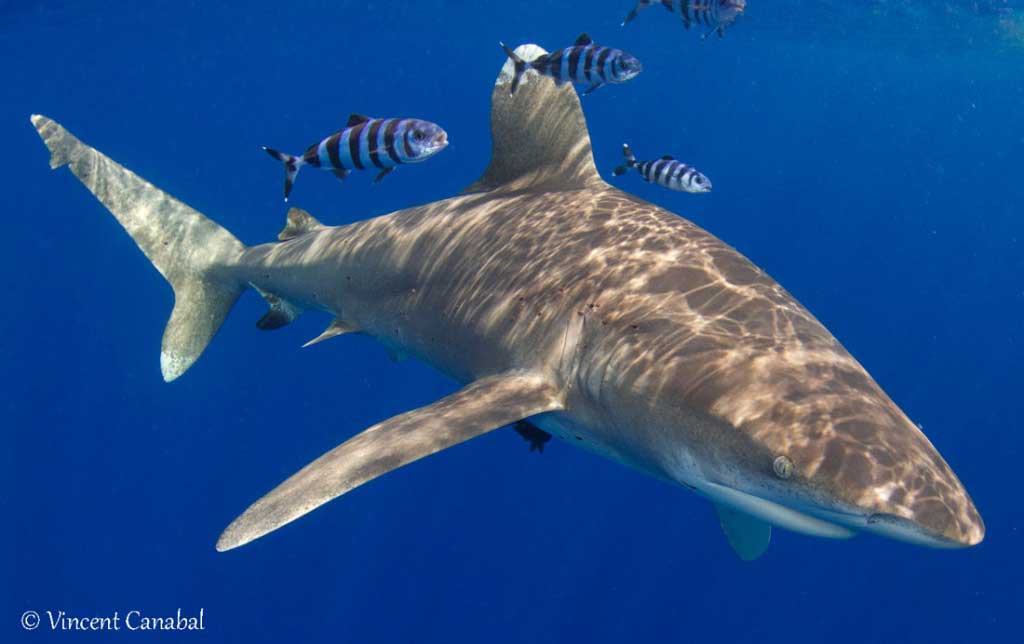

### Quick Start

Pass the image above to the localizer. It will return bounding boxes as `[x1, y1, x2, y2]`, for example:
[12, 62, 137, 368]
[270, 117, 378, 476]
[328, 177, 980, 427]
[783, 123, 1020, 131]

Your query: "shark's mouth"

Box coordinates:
[699, 481, 857, 540]
[699, 480, 967, 548]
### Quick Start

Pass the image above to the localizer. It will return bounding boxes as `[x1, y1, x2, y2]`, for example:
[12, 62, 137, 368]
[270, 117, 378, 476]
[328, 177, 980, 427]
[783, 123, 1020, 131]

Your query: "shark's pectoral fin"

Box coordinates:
[714, 503, 772, 561]
[216, 371, 565, 551]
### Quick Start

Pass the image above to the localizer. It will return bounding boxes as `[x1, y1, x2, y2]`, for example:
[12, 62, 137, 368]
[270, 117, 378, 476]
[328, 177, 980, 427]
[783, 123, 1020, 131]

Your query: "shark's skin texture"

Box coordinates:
[32, 45, 983, 556]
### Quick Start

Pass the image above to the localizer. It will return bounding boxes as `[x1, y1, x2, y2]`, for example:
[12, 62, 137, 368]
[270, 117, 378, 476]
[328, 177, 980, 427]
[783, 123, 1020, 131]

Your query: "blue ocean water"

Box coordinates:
[3, 1, 1022, 642]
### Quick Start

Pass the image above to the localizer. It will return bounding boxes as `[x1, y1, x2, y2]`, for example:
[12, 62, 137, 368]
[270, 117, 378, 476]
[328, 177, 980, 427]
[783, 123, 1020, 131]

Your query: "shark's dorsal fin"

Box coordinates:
[464, 44, 602, 194]
[346, 113, 371, 128]
[278, 207, 325, 241]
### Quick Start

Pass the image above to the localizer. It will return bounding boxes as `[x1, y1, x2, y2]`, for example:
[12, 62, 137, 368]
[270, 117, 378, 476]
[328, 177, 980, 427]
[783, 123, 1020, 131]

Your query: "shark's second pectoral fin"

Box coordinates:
[714, 503, 772, 561]
[217, 371, 564, 551]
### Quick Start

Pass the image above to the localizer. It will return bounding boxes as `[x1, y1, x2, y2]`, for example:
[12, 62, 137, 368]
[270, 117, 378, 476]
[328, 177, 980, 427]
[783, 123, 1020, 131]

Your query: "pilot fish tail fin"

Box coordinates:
[613, 142, 638, 176]
[467, 43, 601, 194]
[31, 114, 247, 383]
[498, 42, 529, 96]
[622, 0, 669, 26]
[262, 146, 304, 201]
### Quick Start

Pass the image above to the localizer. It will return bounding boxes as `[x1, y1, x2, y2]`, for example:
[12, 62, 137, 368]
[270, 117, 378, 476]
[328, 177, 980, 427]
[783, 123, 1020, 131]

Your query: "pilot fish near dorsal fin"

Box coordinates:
[278, 207, 325, 241]
[346, 113, 372, 127]
[463, 43, 602, 195]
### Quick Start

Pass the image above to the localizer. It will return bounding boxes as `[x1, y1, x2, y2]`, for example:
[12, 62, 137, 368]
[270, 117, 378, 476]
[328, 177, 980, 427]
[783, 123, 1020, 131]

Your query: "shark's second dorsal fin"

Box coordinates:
[278, 207, 325, 241]
[464, 44, 602, 194]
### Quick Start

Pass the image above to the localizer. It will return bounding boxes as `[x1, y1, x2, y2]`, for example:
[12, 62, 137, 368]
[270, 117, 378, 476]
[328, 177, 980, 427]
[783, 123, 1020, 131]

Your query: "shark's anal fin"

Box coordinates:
[463, 44, 602, 195]
[278, 207, 325, 241]
[714, 503, 772, 561]
[253, 285, 302, 330]
[216, 371, 565, 551]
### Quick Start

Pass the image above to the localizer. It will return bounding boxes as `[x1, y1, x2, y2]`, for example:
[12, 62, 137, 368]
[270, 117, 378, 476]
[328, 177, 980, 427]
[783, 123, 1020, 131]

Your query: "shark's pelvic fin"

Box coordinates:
[302, 318, 356, 348]
[31, 115, 246, 382]
[216, 371, 565, 551]
[253, 285, 303, 330]
[278, 207, 325, 241]
[714, 503, 772, 561]
[464, 44, 602, 195]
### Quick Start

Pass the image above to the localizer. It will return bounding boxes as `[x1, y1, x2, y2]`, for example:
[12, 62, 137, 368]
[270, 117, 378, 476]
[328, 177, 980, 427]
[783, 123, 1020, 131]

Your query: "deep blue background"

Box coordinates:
[4, 2, 1022, 642]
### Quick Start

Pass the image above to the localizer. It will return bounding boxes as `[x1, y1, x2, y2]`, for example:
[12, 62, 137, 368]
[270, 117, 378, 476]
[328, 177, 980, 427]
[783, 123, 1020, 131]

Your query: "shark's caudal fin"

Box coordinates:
[464, 44, 603, 195]
[217, 371, 565, 551]
[31, 115, 247, 382]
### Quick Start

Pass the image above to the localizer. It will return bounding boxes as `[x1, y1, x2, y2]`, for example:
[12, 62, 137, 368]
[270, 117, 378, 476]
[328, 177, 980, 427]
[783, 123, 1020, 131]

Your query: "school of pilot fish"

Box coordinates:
[264, 0, 748, 200]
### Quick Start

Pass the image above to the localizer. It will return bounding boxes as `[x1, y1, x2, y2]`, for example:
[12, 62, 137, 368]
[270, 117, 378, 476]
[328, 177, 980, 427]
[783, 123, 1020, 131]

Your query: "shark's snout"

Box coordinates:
[787, 417, 986, 549]
[858, 470, 985, 548]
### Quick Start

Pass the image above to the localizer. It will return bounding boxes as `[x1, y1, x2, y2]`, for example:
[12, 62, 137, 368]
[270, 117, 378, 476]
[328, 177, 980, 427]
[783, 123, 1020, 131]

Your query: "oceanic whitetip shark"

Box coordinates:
[31, 45, 983, 560]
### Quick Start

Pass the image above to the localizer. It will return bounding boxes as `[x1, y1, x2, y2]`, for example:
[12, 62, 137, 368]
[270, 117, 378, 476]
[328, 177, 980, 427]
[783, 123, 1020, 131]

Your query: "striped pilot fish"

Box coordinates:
[622, 0, 747, 39]
[263, 114, 448, 200]
[499, 33, 642, 96]
[613, 144, 712, 193]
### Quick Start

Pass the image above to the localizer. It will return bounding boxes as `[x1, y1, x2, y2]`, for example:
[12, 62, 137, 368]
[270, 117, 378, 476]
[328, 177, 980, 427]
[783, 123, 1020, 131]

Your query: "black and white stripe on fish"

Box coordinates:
[622, 0, 747, 39]
[613, 144, 712, 193]
[499, 33, 642, 96]
[263, 114, 448, 201]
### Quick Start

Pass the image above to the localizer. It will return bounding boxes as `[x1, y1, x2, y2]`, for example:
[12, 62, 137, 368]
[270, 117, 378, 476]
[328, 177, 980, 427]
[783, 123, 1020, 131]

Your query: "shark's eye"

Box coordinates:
[773, 455, 794, 479]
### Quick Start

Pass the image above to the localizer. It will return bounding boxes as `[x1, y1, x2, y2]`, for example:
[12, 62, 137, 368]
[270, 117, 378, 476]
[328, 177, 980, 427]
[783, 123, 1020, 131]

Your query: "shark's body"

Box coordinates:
[32, 45, 983, 559]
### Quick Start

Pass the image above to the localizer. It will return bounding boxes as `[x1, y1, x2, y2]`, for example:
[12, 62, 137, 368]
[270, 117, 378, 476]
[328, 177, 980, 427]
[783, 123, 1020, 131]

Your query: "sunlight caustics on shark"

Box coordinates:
[31, 44, 983, 560]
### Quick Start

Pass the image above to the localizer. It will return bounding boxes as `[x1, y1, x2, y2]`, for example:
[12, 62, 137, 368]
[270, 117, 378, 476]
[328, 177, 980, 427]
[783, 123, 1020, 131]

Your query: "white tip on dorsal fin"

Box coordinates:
[464, 44, 602, 195]
[278, 207, 325, 241]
